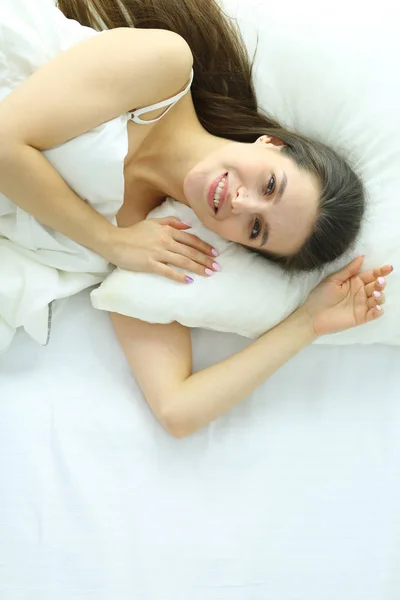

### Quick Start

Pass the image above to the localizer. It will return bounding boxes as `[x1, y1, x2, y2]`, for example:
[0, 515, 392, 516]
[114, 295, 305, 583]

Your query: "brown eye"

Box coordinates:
[265, 175, 276, 196]
[250, 218, 261, 240]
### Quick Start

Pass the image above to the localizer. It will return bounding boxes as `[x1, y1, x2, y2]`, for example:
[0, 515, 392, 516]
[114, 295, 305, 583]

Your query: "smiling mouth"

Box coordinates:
[213, 175, 228, 213]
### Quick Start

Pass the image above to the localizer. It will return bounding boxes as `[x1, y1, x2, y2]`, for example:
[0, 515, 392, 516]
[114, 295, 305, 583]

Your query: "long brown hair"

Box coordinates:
[57, 0, 365, 272]
[57, 0, 272, 138]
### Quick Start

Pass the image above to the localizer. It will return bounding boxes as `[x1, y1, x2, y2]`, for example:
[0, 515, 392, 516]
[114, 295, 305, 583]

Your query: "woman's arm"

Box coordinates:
[0, 28, 192, 255]
[112, 312, 317, 439]
[111, 257, 390, 439]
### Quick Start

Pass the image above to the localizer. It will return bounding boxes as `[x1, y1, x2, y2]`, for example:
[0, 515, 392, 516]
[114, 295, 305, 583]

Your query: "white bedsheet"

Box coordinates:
[0, 292, 399, 600]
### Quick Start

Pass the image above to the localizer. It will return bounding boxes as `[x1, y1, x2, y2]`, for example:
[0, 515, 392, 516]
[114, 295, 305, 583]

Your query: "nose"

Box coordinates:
[231, 186, 262, 215]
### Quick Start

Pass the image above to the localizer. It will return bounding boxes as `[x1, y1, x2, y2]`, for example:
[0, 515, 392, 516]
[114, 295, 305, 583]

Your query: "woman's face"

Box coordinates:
[183, 137, 320, 255]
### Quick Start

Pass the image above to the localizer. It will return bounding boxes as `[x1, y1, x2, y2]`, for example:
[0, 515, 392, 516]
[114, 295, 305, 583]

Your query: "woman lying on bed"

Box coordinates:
[0, 0, 393, 437]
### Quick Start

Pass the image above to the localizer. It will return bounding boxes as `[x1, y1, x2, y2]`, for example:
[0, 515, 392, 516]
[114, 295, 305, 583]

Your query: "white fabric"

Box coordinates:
[91, 198, 316, 337]
[1, 3, 399, 598]
[1, 290, 399, 600]
[93, 0, 400, 345]
[0, 0, 129, 352]
[1, 0, 399, 351]
[129, 68, 194, 124]
[0, 1, 195, 353]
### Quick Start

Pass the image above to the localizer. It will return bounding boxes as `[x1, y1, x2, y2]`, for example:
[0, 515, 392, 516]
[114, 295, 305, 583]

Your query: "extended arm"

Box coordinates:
[112, 311, 316, 438]
[112, 257, 390, 438]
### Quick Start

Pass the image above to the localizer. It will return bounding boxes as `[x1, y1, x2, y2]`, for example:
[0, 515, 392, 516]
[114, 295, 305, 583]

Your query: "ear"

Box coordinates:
[256, 135, 285, 149]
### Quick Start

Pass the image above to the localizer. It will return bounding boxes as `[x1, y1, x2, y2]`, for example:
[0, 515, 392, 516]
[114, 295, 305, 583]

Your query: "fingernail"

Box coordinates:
[378, 277, 385, 285]
[212, 262, 221, 272]
[374, 291, 381, 298]
[185, 276, 194, 283]
[376, 305, 382, 311]
[211, 249, 219, 257]
[205, 268, 214, 276]
[181, 221, 191, 227]
[391, 265, 394, 272]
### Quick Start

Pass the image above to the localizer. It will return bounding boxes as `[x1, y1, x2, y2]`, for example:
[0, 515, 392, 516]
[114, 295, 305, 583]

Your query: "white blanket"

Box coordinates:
[0, 0, 127, 351]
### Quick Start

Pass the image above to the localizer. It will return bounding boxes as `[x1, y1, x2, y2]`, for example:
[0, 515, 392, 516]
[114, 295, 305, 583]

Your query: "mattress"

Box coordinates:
[1, 291, 399, 600]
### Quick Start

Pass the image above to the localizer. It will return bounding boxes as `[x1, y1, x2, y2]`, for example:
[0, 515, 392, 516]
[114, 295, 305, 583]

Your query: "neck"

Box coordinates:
[126, 98, 229, 204]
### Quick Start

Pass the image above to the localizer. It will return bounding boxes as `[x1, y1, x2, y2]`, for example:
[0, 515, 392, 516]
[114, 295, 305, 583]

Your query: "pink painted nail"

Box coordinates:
[185, 276, 194, 283]
[205, 268, 213, 276]
[374, 291, 381, 298]
[211, 249, 219, 257]
[378, 277, 385, 285]
[376, 305, 382, 311]
[212, 262, 221, 272]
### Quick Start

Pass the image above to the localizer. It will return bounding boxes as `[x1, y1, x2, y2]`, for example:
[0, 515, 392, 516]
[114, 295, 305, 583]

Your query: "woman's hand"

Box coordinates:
[105, 217, 220, 283]
[298, 256, 393, 337]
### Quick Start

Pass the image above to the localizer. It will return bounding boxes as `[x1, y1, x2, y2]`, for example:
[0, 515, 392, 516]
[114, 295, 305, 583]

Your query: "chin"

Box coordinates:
[201, 215, 219, 233]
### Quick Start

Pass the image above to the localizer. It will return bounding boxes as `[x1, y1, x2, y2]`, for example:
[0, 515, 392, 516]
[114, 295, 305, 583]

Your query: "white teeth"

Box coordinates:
[213, 176, 226, 211]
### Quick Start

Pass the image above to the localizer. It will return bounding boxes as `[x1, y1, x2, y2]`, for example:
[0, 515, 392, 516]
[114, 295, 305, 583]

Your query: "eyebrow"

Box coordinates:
[260, 224, 269, 247]
[260, 171, 287, 247]
[275, 172, 287, 204]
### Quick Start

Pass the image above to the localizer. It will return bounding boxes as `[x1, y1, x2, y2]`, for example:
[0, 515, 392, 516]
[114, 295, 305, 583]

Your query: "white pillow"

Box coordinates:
[91, 0, 400, 345]
[91, 198, 318, 337]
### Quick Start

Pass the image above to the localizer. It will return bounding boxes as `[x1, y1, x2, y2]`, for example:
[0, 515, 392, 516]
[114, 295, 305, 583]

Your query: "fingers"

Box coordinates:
[156, 216, 191, 230]
[144, 218, 222, 283]
[155, 217, 219, 258]
[173, 229, 218, 258]
[169, 240, 220, 273]
[149, 260, 195, 284]
[366, 306, 384, 322]
[363, 268, 391, 310]
[367, 293, 385, 310]
[365, 279, 386, 297]
[363, 264, 393, 320]
[149, 248, 221, 283]
[333, 256, 364, 284]
[360, 264, 394, 284]
[371, 264, 393, 279]
[365, 277, 386, 313]
[163, 250, 220, 278]
[148, 248, 221, 284]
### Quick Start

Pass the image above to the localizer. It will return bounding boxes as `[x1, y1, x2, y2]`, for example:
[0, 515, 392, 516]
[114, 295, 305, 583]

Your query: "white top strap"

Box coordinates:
[128, 69, 194, 125]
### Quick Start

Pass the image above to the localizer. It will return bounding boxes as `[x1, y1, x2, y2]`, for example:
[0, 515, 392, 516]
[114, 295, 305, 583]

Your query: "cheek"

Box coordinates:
[202, 216, 245, 243]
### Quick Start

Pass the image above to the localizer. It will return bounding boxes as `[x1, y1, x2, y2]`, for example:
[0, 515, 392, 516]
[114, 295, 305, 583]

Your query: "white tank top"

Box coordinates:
[128, 69, 194, 125]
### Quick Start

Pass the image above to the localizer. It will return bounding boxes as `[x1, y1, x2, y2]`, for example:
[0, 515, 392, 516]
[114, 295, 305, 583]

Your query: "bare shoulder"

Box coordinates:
[107, 27, 193, 96]
[117, 27, 193, 68]
[0, 27, 193, 151]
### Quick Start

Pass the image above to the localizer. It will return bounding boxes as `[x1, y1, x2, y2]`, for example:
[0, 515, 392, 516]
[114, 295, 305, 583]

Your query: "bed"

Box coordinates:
[1, 290, 399, 600]
[1, 0, 400, 597]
